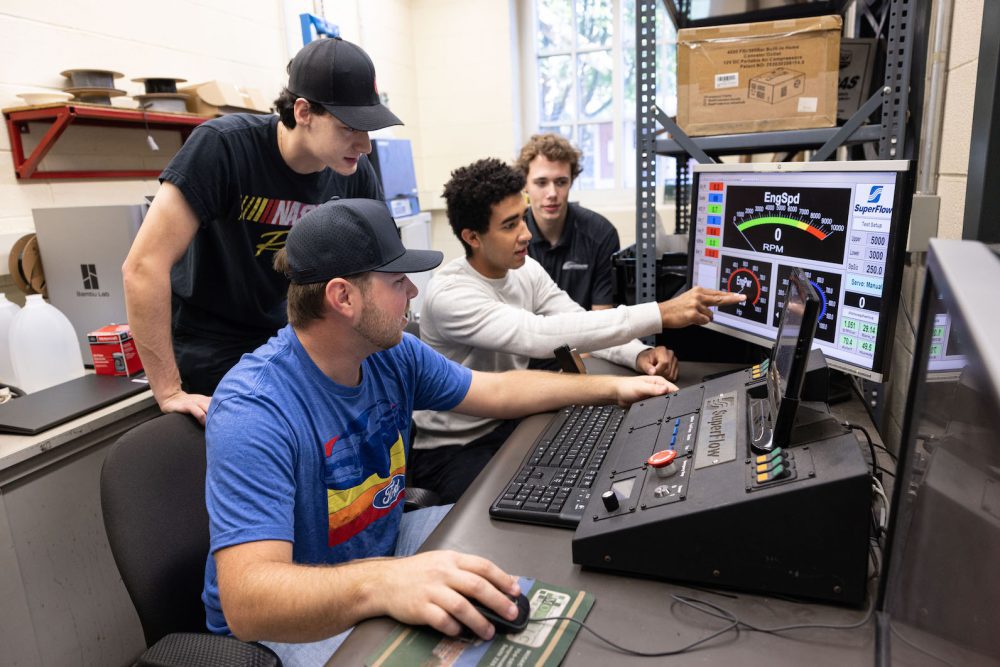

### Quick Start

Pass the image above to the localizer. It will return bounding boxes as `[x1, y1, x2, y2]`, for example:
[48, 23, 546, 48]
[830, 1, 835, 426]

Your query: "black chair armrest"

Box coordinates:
[137, 632, 281, 667]
[403, 486, 443, 512]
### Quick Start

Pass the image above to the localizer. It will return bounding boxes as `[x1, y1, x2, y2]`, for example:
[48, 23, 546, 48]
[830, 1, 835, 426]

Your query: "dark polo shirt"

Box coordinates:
[526, 202, 621, 310]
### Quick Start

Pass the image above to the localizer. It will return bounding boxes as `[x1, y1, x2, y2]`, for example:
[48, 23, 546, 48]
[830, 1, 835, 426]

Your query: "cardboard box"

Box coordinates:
[677, 15, 842, 136]
[838, 38, 878, 122]
[87, 324, 143, 377]
[180, 80, 271, 117]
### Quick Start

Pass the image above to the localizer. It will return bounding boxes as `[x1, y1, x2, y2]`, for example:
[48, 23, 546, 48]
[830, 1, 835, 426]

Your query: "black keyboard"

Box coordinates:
[489, 404, 625, 527]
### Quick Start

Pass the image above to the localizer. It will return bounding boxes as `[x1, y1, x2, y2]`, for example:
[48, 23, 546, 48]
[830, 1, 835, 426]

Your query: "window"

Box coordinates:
[524, 0, 679, 194]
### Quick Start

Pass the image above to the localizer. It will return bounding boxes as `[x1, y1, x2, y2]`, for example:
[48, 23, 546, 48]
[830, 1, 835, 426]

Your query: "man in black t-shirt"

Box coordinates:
[123, 37, 402, 424]
[515, 133, 620, 311]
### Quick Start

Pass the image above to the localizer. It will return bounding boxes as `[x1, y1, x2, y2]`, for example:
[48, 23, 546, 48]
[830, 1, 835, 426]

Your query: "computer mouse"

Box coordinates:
[462, 592, 531, 636]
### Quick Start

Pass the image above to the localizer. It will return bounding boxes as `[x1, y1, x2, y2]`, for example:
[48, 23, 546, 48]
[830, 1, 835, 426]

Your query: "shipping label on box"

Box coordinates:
[87, 324, 143, 377]
[677, 15, 842, 136]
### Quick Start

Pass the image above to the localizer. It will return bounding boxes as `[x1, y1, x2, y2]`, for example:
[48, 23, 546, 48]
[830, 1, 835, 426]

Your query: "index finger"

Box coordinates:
[455, 553, 520, 597]
[706, 291, 747, 305]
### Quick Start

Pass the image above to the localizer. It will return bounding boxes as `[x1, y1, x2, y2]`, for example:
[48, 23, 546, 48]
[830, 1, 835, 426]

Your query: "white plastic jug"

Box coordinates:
[0, 293, 20, 387]
[9, 294, 85, 393]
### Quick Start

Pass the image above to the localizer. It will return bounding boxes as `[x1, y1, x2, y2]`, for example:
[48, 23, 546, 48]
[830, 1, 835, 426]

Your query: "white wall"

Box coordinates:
[936, 0, 982, 239]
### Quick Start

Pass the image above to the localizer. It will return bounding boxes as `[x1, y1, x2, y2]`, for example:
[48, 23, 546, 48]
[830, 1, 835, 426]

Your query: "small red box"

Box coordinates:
[87, 324, 143, 377]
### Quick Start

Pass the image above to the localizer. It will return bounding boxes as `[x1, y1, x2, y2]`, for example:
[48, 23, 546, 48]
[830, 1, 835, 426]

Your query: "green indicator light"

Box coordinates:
[930, 344, 943, 356]
[932, 326, 945, 338]
[707, 204, 722, 214]
[706, 238, 719, 247]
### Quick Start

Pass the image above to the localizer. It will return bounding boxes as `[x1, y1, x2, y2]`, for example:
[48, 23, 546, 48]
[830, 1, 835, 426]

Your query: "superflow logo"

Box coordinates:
[867, 185, 883, 204]
[81, 264, 99, 290]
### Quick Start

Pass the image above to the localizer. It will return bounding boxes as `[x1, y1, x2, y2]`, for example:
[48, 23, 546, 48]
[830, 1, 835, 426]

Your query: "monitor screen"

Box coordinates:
[879, 239, 1000, 664]
[688, 160, 912, 382]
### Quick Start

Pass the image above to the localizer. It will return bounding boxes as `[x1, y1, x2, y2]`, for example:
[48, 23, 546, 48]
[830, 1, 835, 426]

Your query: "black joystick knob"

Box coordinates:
[601, 490, 620, 512]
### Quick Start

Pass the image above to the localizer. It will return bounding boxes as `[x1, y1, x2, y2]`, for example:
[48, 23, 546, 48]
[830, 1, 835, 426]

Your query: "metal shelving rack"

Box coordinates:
[633, 0, 922, 306]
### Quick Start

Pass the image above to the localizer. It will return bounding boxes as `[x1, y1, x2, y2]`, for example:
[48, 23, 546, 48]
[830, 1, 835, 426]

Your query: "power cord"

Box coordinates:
[844, 421, 879, 479]
[528, 594, 874, 657]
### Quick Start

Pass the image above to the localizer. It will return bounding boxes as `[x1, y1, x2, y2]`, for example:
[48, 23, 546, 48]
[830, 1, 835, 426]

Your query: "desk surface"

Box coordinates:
[0, 386, 155, 474]
[331, 361, 879, 666]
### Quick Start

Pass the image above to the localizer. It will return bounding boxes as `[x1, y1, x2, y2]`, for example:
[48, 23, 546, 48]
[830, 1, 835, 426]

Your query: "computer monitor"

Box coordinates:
[877, 239, 1000, 665]
[369, 138, 420, 218]
[688, 160, 913, 382]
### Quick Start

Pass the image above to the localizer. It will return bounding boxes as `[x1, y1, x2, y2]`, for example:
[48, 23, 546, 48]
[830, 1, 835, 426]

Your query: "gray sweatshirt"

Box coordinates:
[413, 256, 663, 451]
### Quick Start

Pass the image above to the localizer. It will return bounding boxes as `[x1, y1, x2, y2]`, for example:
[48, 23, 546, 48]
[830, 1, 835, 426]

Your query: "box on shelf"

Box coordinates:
[677, 15, 842, 136]
[180, 81, 271, 117]
[87, 324, 143, 377]
[838, 38, 878, 122]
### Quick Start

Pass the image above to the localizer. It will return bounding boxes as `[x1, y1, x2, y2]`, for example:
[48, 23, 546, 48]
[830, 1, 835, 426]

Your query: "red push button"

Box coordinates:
[648, 450, 678, 467]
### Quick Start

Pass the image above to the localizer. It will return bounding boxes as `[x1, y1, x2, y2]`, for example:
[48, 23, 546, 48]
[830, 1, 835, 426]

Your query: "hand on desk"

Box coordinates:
[659, 286, 746, 328]
[381, 550, 521, 641]
[636, 346, 679, 382]
[158, 389, 212, 426]
[613, 374, 677, 407]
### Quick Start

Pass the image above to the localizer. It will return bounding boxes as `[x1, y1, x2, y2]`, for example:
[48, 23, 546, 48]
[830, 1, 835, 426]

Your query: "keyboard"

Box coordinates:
[489, 404, 625, 527]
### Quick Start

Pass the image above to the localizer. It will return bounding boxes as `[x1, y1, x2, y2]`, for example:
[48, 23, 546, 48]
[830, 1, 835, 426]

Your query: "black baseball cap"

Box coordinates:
[285, 199, 442, 284]
[288, 37, 402, 131]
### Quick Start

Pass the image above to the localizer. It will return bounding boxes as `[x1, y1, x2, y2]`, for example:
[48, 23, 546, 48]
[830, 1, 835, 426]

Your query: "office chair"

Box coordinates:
[100, 413, 280, 667]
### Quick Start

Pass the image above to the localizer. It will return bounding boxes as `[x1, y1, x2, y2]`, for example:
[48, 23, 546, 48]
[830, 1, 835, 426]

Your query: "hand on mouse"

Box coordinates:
[373, 550, 521, 640]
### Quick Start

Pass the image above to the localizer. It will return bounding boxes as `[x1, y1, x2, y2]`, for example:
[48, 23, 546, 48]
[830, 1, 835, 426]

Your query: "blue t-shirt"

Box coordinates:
[202, 326, 472, 634]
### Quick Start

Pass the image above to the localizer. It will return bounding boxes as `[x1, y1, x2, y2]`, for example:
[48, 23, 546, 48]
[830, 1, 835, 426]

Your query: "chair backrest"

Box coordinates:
[100, 413, 209, 646]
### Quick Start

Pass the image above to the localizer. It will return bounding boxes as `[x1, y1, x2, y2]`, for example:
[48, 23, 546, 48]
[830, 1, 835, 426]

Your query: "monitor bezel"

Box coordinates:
[687, 159, 913, 382]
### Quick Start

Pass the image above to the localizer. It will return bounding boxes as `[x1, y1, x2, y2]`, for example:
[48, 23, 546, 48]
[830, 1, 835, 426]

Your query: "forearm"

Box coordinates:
[222, 556, 389, 643]
[123, 264, 183, 403]
[436, 299, 662, 359]
[461, 370, 620, 420]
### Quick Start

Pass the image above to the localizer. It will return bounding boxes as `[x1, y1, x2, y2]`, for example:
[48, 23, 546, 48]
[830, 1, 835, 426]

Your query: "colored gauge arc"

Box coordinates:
[727, 268, 762, 305]
[736, 216, 829, 240]
[810, 279, 828, 321]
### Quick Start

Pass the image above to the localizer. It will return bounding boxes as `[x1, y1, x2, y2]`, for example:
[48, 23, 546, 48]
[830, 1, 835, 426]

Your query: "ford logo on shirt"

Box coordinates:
[373, 474, 406, 510]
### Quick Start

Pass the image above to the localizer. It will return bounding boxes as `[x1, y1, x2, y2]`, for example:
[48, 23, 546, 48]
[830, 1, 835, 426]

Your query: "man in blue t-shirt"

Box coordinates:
[205, 198, 676, 665]
[124, 37, 399, 425]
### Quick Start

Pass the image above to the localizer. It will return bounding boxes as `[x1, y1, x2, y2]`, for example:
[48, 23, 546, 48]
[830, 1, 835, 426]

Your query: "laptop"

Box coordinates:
[32, 204, 146, 365]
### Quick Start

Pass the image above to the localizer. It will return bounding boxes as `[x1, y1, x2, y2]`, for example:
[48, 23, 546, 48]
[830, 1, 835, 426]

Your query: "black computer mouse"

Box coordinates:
[462, 592, 531, 636]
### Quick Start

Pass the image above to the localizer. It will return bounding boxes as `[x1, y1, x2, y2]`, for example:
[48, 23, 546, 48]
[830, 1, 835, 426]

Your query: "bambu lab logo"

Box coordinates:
[81, 264, 99, 290]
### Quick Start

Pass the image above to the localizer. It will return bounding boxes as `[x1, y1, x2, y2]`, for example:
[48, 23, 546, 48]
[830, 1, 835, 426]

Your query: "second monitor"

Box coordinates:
[688, 160, 913, 382]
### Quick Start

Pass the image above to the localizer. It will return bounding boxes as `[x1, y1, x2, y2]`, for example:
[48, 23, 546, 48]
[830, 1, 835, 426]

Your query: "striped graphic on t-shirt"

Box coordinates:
[239, 196, 319, 226]
[326, 432, 407, 547]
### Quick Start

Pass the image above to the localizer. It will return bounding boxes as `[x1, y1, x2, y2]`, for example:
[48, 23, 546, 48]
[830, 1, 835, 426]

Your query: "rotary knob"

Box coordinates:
[648, 449, 679, 478]
[601, 490, 620, 512]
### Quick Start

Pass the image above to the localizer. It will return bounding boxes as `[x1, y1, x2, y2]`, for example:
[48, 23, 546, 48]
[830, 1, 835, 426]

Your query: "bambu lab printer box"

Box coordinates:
[677, 15, 842, 136]
[87, 324, 143, 377]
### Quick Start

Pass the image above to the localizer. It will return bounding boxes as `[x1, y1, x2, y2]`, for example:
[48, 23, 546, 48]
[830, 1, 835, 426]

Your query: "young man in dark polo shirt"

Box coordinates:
[515, 133, 620, 311]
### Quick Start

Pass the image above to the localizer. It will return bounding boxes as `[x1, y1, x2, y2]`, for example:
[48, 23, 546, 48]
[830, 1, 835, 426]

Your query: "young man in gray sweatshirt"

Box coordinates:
[410, 158, 745, 502]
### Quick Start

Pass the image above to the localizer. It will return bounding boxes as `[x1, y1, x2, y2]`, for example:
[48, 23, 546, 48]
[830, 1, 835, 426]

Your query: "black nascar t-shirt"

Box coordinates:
[525, 202, 620, 310]
[162, 114, 383, 342]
